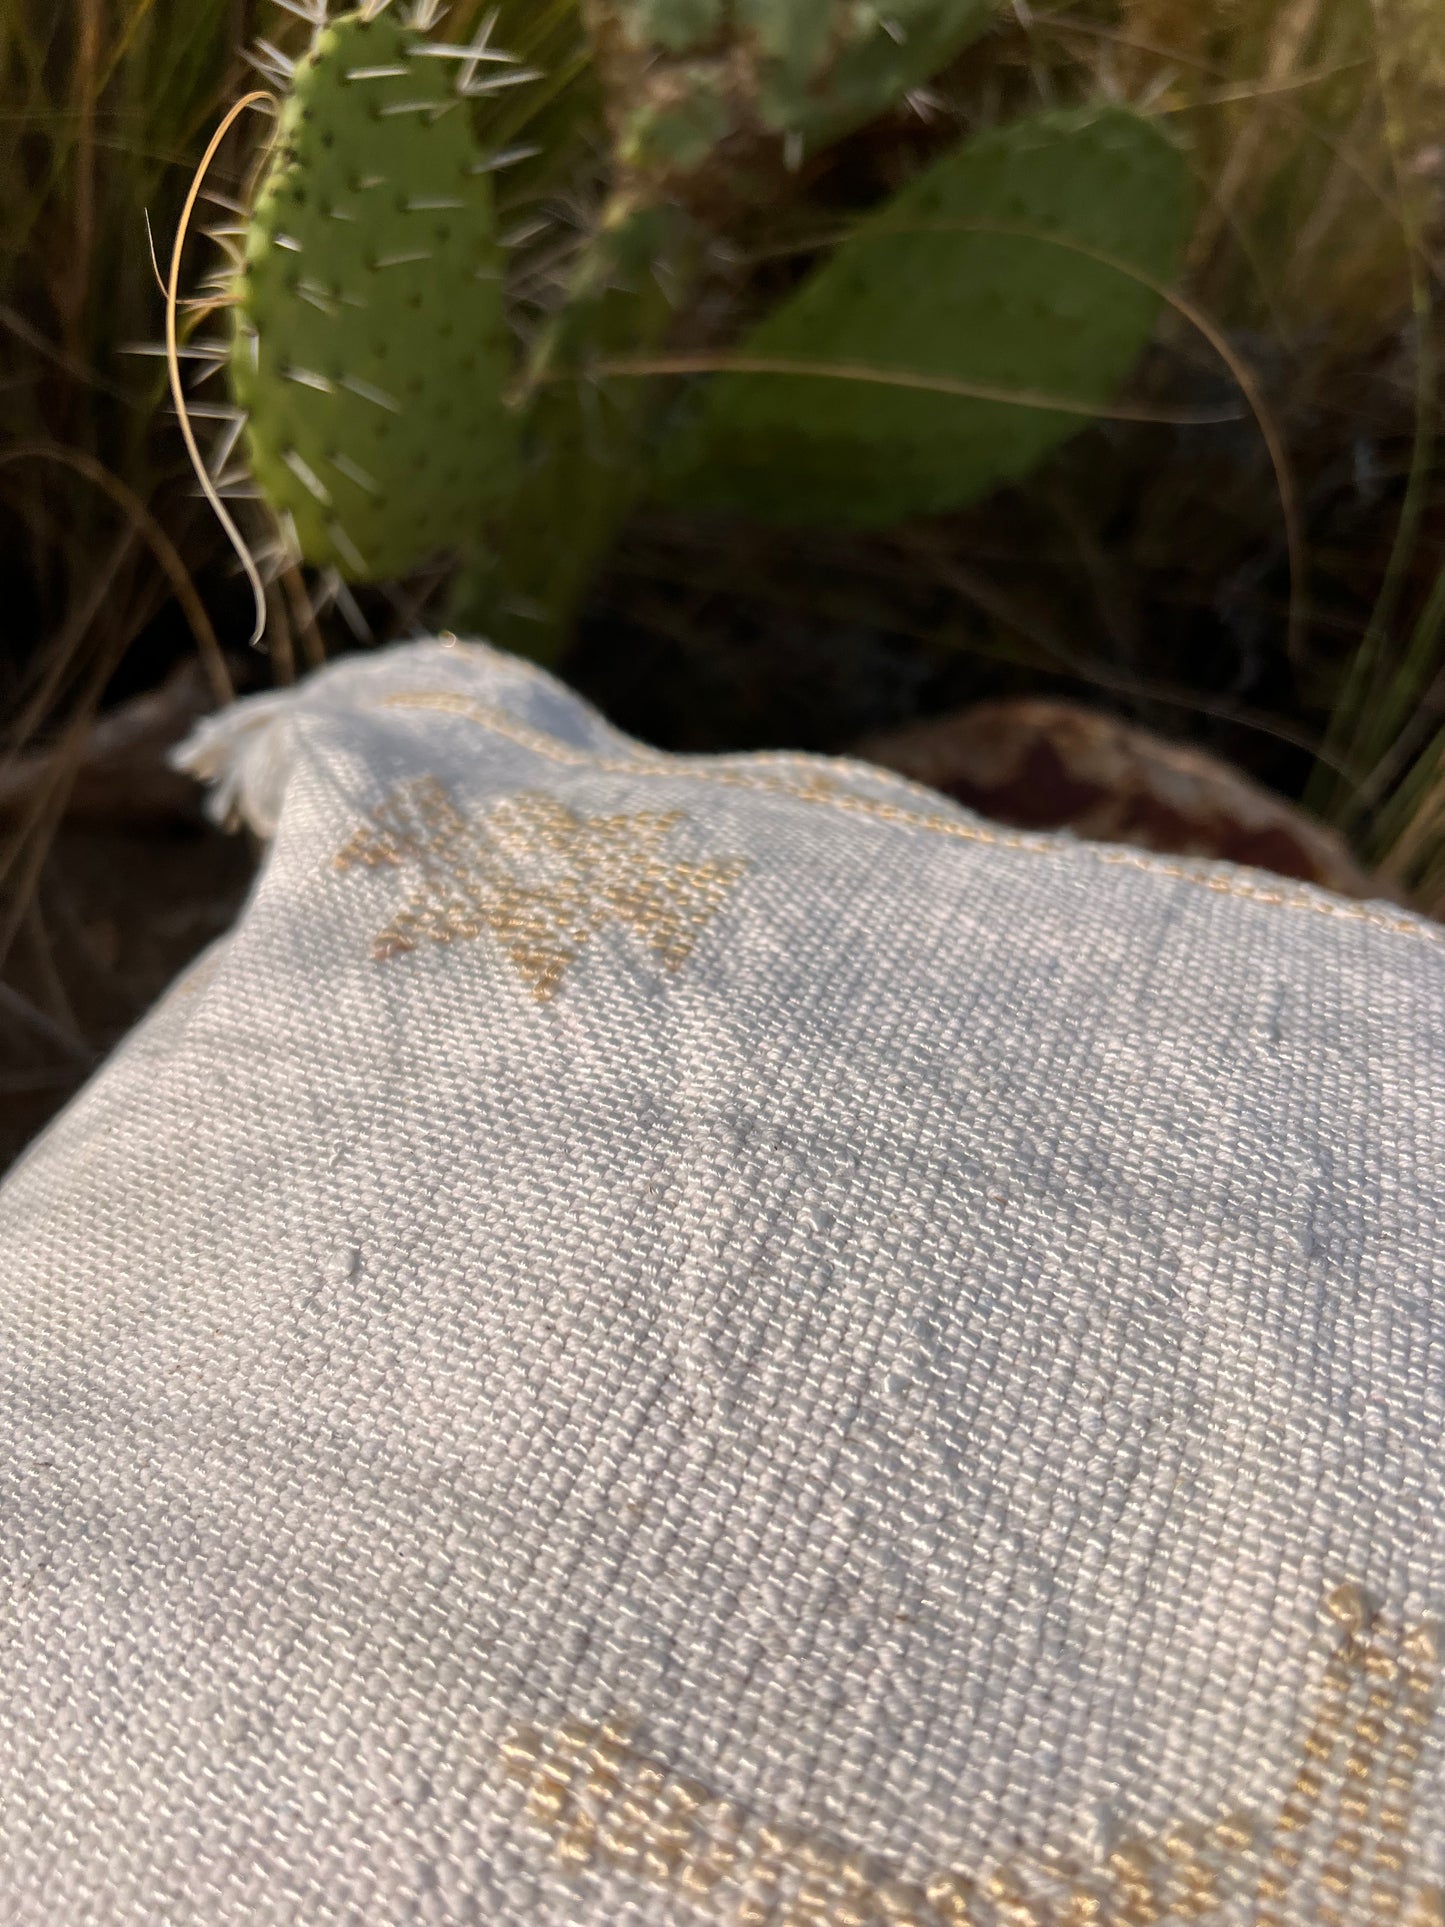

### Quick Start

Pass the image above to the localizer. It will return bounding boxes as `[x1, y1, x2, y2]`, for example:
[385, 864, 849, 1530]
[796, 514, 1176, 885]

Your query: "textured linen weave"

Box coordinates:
[1, 638, 1442, 1927]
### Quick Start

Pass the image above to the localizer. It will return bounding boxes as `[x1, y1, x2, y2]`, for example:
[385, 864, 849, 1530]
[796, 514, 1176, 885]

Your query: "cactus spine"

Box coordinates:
[209, 2, 1192, 670]
[583, 0, 999, 189]
[229, 5, 517, 581]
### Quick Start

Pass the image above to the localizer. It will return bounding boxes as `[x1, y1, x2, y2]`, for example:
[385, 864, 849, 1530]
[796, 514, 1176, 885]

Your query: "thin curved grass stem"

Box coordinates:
[0, 442, 232, 708]
[164, 88, 277, 652]
[565, 349, 1244, 427]
[1313, 3, 1438, 832]
[566, 218, 1307, 677]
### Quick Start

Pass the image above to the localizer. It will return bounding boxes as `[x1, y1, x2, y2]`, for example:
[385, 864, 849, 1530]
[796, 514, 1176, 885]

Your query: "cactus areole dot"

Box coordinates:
[665, 107, 1192, 526]
[229, 10, 516, 581]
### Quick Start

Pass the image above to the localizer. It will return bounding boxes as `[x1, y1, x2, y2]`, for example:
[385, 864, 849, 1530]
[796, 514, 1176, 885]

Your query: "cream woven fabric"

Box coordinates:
[1, 638, 1442, 1926]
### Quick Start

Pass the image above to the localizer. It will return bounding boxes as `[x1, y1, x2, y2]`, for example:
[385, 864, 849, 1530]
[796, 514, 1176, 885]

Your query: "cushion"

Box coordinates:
[1, 637, 1441, 1925]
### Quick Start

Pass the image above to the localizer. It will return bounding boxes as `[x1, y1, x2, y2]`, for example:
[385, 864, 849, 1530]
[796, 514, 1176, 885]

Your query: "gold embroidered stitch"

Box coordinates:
[1366, 1625, 1441, 1924]
[333, 777, 746, 998]
[376, 688, 1442, 946]
[501, 1589, 1441, 1927]
[1254, 1588, 1441, 1927]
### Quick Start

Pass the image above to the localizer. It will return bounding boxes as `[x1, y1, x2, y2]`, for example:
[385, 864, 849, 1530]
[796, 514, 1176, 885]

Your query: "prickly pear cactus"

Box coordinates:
[449, 200, 695, 661]
[230, 7, 516, 580]
[584, 0, 997, 187]
[662, 106, 1192, 526]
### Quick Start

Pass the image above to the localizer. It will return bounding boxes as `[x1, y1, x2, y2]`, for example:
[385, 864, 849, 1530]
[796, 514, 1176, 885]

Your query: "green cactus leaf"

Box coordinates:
[230, 9, 517, 580]
[621, 0, 723, 54]
[661, 106, 1192, 526]
[450, 202, 694, 662]
[587, 0, 998, 186]
[741, 0, 997, 149]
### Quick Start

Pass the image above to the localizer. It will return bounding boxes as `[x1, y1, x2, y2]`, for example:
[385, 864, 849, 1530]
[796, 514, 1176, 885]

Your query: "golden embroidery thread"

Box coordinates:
[376, 686, 1440, 946]
[1254, 1586, 1441, 1927]
[500, 1590, 1440, 1927]
[333, 778, 746, 999]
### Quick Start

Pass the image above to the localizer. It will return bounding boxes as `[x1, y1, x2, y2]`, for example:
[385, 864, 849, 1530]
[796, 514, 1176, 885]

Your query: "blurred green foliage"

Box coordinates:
[2, 0, 1444, 917]
[222, 2, 1189, 666]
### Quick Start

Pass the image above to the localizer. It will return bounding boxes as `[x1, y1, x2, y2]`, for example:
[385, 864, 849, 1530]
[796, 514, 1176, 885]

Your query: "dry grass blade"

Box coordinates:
[164, 87, 278, 653]
[1038, 4, 1432, 322]
[1, 0, 261, 936]
[1189, 0, 1329, 268]
[711, 213, 1309, 675]
[571, 351, 1245, 427]
[1308, 0, 1441, 831]
[0, 442, 233, 976]
[0, 442, 231, 706]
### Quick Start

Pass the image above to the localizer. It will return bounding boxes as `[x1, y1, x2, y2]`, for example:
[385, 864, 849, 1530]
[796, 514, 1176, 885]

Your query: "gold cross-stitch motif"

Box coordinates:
[333, 777, 747, 1000]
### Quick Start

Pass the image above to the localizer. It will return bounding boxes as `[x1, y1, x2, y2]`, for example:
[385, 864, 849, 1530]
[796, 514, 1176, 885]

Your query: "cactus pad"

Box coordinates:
[663, 107, 1192, 526]
[230, 9, 516, 580]
[585, 0, 997, 185]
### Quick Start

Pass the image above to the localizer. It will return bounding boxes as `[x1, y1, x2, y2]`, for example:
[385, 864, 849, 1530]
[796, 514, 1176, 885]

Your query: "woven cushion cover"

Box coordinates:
[1, 638, 1441, 1925]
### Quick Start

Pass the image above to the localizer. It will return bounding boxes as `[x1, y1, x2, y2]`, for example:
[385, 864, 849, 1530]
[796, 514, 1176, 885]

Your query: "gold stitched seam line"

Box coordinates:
[372, 690, 1439, 949]
[499, 1590, 1442, 1927]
